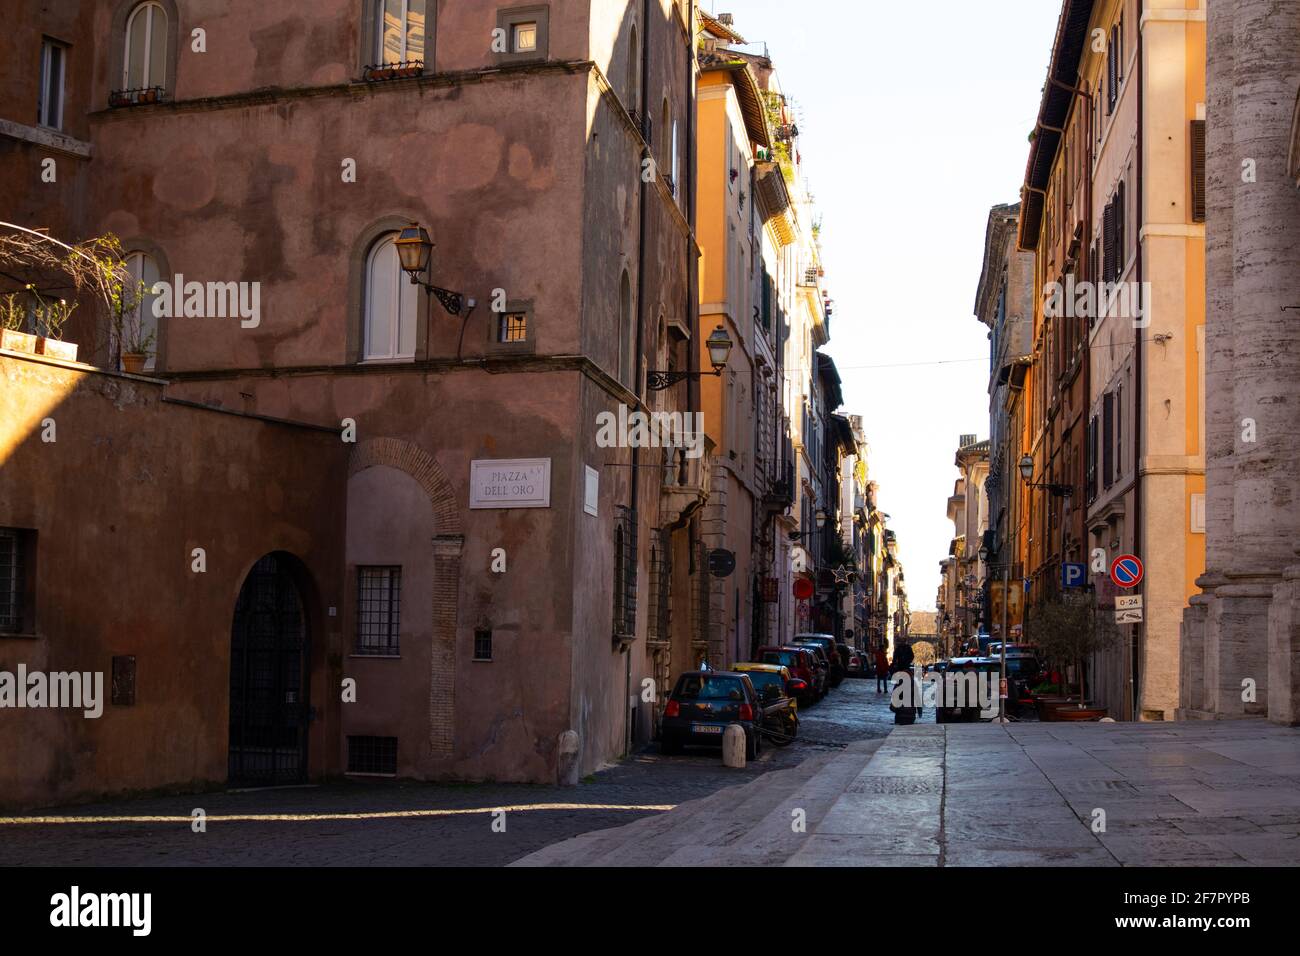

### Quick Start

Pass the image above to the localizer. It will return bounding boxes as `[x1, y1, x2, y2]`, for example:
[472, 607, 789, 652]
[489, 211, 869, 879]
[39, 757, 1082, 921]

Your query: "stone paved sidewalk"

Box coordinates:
[794, 720, 1300, 866]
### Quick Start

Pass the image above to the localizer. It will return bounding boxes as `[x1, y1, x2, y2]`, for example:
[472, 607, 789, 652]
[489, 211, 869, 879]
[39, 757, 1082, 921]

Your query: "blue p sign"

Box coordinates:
[1062, 562, 1086, 589]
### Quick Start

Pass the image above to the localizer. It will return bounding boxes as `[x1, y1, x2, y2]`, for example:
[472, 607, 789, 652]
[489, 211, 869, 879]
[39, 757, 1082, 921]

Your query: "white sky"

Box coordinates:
[707, 1, 1061, 609]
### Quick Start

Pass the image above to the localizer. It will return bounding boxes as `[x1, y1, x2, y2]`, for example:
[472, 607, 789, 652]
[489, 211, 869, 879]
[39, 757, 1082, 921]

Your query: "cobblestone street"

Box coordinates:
[0, 679, 896, 867]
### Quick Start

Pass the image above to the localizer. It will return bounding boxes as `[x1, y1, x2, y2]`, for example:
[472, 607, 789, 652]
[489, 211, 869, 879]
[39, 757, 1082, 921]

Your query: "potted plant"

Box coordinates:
[1, 292, 38, 353]
[1, 287, 78, 360]
[1025, 593, 1123, 720]
[112, 276, 155, 374]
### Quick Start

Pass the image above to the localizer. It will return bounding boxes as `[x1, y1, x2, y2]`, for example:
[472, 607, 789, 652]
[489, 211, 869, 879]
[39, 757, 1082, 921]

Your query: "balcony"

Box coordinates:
[362, 60, 424, 81]
[660, 441, 712, 525]
[108, 86, 165, 108]
[763, 458, 795, 513]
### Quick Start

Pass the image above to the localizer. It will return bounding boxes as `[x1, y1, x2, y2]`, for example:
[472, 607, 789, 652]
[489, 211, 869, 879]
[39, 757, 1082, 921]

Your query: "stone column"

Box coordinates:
[1186, 1, 1300, 720]
[1182, 0, 1236, 720]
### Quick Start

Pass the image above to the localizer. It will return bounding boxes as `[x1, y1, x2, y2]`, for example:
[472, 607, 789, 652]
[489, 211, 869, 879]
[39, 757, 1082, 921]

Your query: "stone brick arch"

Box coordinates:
[347, 437, 461, 757]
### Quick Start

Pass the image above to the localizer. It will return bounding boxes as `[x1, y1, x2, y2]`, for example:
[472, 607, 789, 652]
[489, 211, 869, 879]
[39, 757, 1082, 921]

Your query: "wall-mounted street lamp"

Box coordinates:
[1019, 454, 1073, 497]
[646, 325, 733, 390]
[787, 508, 828, 540]
[394, 223, 476, 316]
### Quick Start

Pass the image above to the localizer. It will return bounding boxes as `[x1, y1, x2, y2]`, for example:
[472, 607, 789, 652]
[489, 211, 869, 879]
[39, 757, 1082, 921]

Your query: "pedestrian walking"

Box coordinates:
[874, 645, 890, 693]
[889, 641, 919, 725]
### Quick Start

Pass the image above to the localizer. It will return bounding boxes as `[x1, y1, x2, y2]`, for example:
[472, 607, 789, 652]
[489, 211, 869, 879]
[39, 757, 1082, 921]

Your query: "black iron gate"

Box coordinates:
[229, 553, 309, 785]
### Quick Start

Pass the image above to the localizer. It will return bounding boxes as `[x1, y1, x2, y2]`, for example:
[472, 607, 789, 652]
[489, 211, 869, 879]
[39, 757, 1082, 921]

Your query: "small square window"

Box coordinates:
[512, 22, 537, 53]
[347, 735, 398, 774]
[496, 6, 548, 64]
[486, 300, 534, 354]
[474, 628, 493, 661]
[499, 312, 527, 343]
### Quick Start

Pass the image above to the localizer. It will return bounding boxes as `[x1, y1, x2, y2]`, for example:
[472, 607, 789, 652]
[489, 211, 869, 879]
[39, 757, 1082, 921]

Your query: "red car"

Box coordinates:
[756, 645, 824, 702]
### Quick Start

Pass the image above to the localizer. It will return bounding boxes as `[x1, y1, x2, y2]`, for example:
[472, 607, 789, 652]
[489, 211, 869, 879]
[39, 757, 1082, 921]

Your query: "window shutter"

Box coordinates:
[1102, 201, 1116, 284]
[1115, 20, 1123, 84]
[1115, 182, 1126, 281]
[1191, 119, 1207, 222]
[1102, 392, 1115, 490]
[1107, 29, 1118, 115]
[1087, 416, 1098, 502]
[1116, 385, 1123, 479]
[761, 271, 771, 330]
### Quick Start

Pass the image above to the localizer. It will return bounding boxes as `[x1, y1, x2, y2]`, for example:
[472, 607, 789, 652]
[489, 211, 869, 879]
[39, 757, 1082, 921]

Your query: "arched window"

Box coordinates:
[671, 119, 679, 195]
[363, 234, 418, 361]
[123, 2, 168, 91]
[627, 26, 639, 113]
[117, 251, 161, 371]
[618, 270, 634, 387]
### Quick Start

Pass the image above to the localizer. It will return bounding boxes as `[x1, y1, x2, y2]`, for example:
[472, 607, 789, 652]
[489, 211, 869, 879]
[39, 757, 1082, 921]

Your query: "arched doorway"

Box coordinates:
[229, 552, 310, 784]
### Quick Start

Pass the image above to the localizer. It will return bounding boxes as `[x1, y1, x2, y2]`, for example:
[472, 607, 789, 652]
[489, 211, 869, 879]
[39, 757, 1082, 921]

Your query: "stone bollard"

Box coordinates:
[722, 723, 746, 768]
[557, 730, 581, 787]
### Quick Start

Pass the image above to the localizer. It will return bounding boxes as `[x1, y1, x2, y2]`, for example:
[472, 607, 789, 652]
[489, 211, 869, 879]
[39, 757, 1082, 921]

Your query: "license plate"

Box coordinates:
[692, 723, 723, 735]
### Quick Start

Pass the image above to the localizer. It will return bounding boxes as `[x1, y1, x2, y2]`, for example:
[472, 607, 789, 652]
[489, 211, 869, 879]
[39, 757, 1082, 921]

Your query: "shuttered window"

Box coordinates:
[1115, 181, 1126, 281]
[1086, 417, 1099, 503]
[1102, 201, 1116, 285]
[1102, 392, 1115, 490]
[1106, 26, 1118, 115]
[1115, 384, 1124, 480]
[1191, 119, 1207, 222]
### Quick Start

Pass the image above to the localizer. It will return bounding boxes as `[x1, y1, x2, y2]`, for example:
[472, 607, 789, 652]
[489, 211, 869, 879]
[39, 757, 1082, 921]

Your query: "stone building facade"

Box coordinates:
[2, 0, 707, 806]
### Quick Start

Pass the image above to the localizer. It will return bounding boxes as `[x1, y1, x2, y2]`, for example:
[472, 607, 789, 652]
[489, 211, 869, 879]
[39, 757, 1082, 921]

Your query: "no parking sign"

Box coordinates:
[1109, 554, 1144, 589]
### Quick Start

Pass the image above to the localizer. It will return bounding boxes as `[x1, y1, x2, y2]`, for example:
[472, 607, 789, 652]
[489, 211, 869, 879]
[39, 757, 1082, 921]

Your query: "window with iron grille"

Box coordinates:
[498, 311, 527, 343]
[1190, 120, 1207, 222]
[356, 566, 401, 654]
[613, 507, 638, 638]
[473, 627, 492, 661]
[0, 529, 27, 634]
[347, 735, 397, 774]
[647, 531, 671, 641]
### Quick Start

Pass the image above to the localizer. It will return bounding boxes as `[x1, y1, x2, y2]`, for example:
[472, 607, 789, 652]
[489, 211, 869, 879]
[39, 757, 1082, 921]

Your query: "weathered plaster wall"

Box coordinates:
[0, 352, 346, 810]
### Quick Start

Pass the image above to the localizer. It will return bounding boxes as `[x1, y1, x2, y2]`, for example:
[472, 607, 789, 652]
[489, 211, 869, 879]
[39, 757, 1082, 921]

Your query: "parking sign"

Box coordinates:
[1061, 562, 1086, 588]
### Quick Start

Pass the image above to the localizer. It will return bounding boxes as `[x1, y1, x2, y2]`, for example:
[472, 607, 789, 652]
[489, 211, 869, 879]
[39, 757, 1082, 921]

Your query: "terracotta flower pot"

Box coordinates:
[37, 337, 78, 362]
[1053, 707, 1108, 722]
[2, 329, 39, 353]
[121, 352, 148, 374]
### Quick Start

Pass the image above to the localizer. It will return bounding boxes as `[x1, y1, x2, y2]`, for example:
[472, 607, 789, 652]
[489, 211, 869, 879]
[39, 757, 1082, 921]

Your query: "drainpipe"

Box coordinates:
[1131, 14, 1145, 722]
[685, 0, 702, 611]
[622, 0, 654, 756]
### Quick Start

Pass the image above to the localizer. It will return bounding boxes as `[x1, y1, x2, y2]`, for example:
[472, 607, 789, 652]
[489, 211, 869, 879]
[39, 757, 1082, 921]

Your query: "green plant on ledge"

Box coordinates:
[1, 286, 77, 340]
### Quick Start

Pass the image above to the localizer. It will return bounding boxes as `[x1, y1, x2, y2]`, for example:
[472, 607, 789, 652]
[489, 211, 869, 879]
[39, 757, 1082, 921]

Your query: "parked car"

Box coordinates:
[794, 634, 845, 686]
[756, 645, 822, 703]
[732, 663, 799, 744]
[934, 657, 1001, 723]
[1003, 648, 1042, 709]
[661, 671, 763, 759]
[837, 642, 862, 677]
[787, 642, 832, 697]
